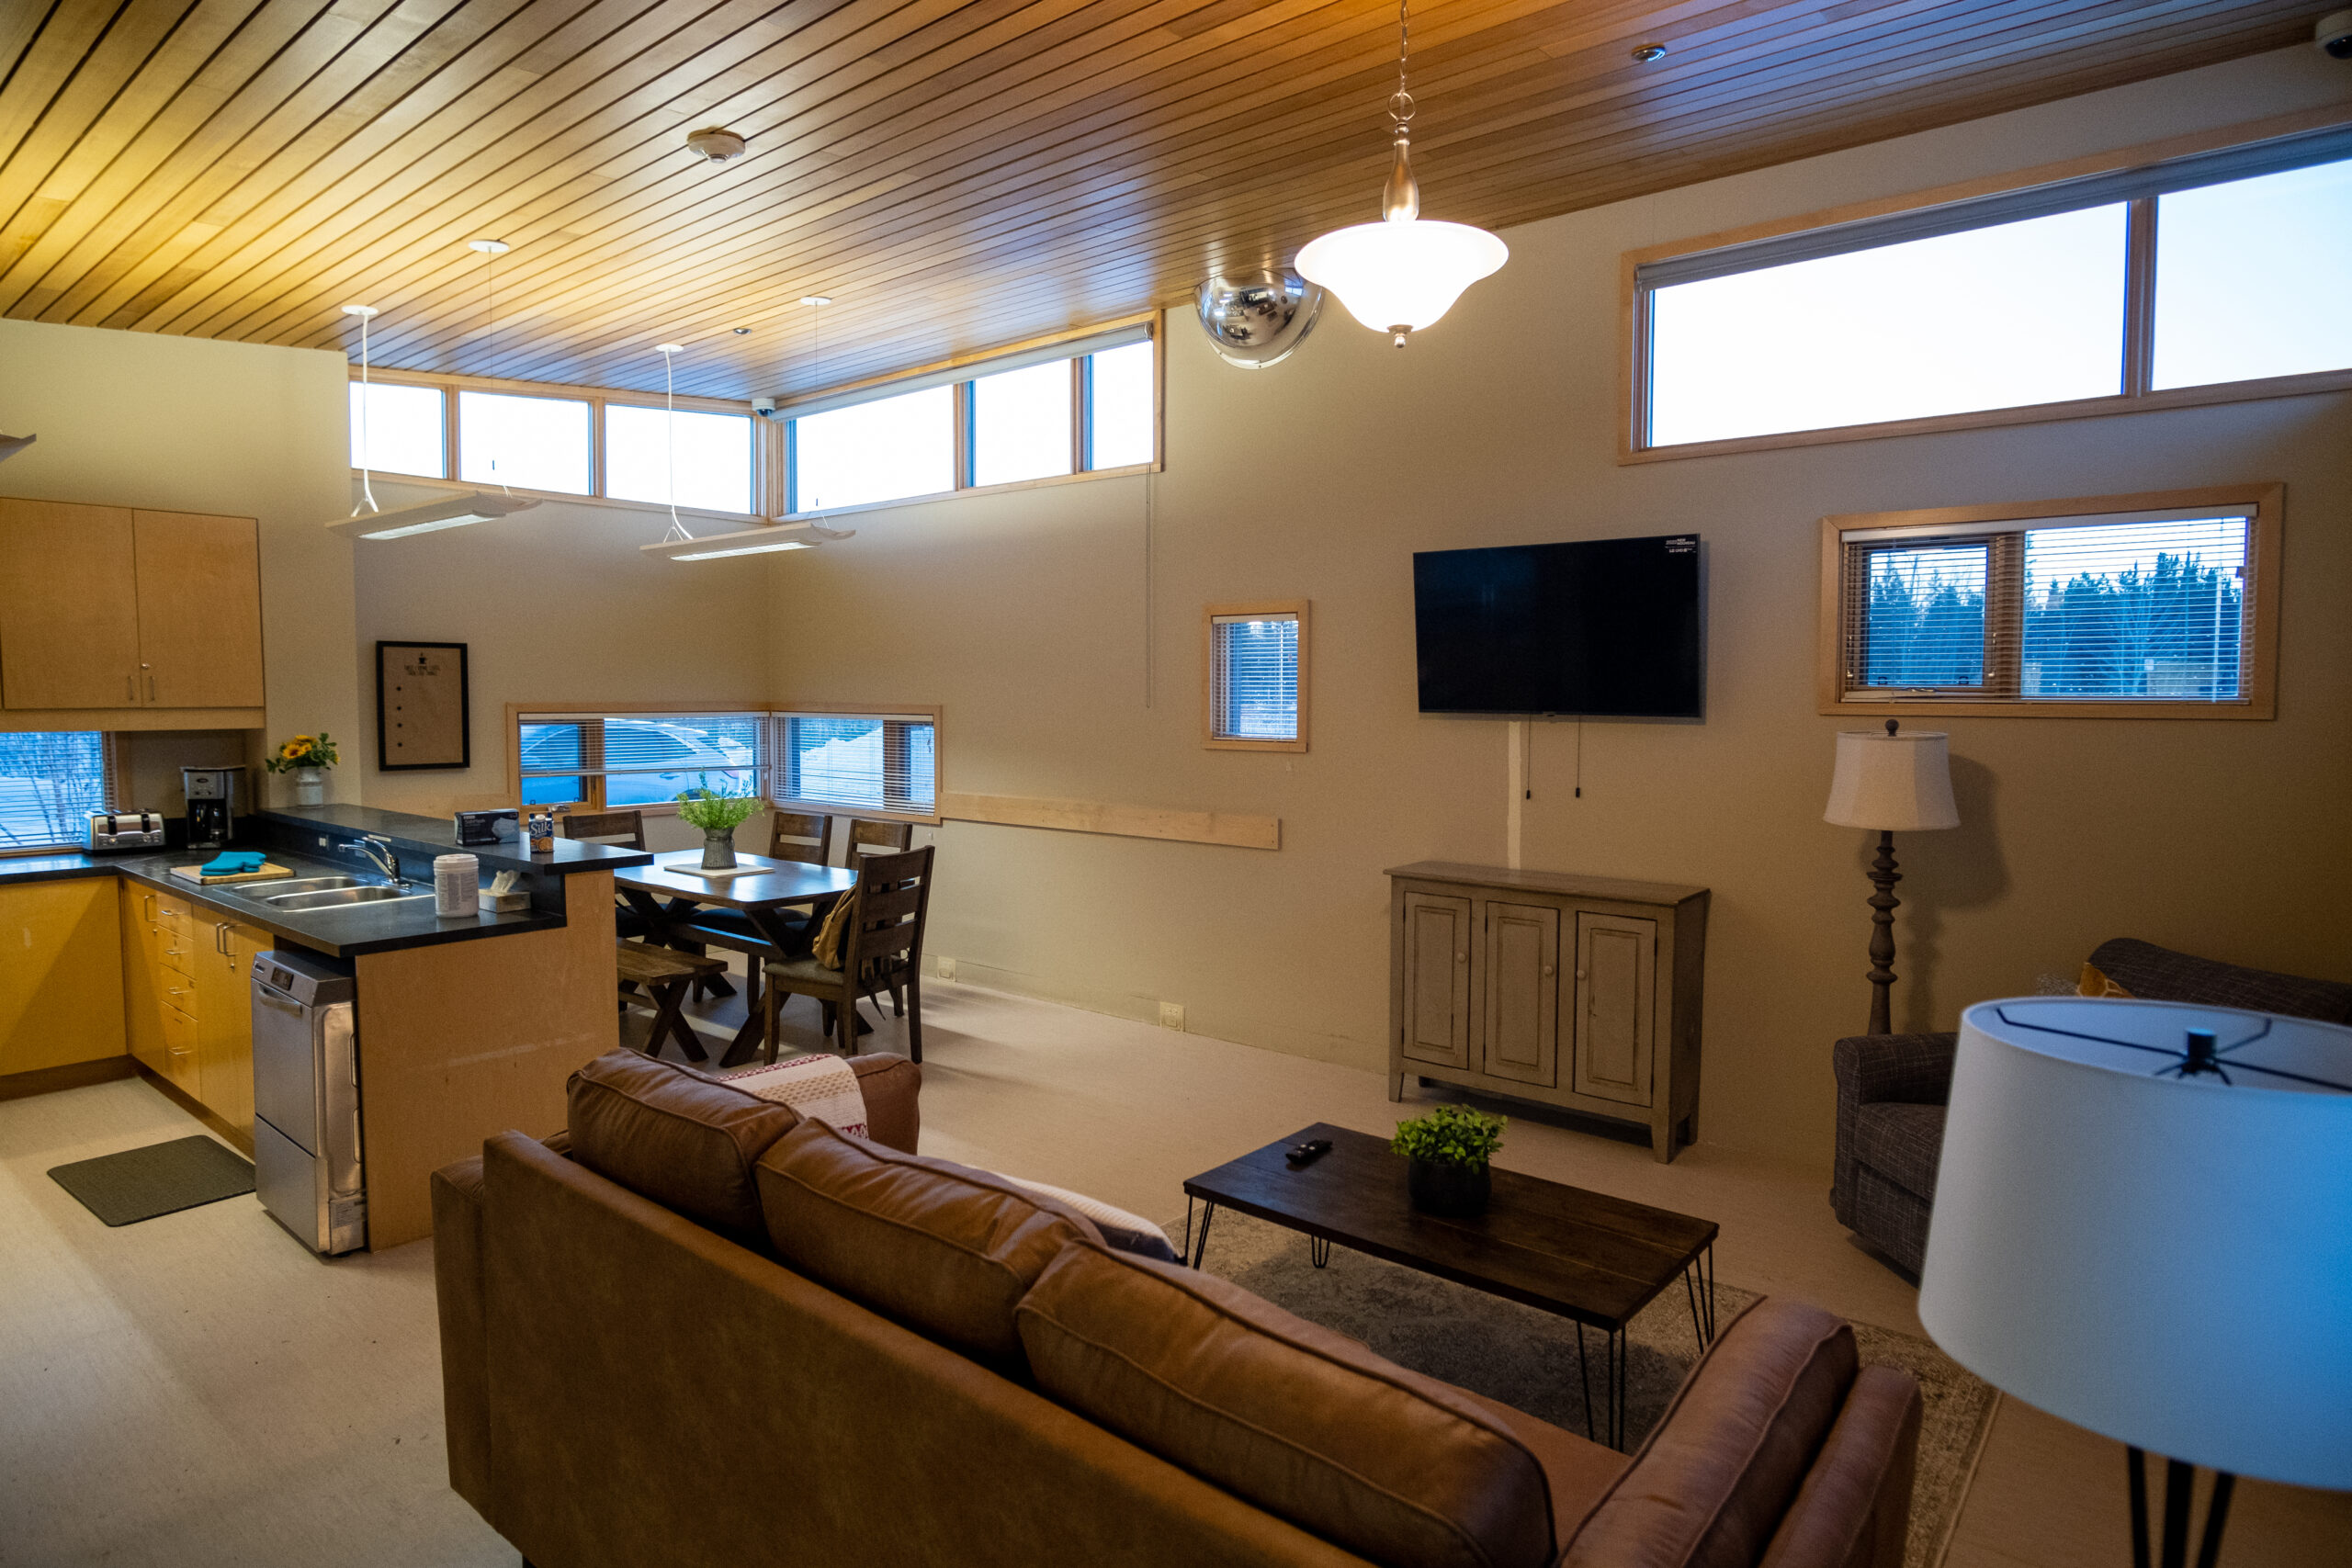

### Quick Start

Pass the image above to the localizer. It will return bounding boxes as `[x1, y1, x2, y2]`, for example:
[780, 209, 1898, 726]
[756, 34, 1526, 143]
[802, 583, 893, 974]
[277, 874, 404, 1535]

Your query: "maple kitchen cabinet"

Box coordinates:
[0, 496, 265, 726]
[0, 877, 126, 1078]
[1386, 862, 1709, 1162]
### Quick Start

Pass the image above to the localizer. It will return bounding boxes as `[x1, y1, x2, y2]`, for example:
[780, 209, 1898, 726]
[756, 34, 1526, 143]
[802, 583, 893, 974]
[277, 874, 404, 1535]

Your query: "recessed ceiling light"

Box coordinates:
[732, 326, 752, 335]
[468, 238, 509, 254]
[799, 295, 833, 307]
[1633, 41, 1668, 62]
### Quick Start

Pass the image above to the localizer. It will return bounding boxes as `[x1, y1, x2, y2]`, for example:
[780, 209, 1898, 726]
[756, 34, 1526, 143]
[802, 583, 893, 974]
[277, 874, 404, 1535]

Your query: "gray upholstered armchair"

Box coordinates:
[1832, 937, 2352, 1275]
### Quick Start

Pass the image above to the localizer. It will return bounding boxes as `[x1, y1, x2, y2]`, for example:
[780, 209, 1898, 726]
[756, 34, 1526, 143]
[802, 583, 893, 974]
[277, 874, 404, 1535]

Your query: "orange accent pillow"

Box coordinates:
[2078, 962, 2133, 999]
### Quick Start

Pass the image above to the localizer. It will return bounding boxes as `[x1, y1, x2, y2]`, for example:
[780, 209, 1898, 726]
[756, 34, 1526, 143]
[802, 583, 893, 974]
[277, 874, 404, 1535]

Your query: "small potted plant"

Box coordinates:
[1392, 1104, 1508, 1217]
[675, 773, 762, 870]
[265, 733, 340, 806]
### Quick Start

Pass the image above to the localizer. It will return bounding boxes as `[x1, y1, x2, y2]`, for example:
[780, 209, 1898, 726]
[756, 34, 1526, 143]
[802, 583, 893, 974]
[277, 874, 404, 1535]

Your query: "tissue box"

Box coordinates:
[477, 889, 533, 912]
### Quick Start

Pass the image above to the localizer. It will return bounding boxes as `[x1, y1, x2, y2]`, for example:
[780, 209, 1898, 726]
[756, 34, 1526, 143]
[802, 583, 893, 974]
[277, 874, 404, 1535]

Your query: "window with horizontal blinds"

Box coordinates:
[1833, 510, 2254, 707]
[0, 731, 110, 851]
[1213, 615, 1300, 741]
[775, 712, 936, 816]
[516, 713, 763, 808]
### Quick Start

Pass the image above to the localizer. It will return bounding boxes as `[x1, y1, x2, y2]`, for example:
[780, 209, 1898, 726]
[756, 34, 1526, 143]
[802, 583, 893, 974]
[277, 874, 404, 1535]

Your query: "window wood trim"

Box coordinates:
[1202, 600, 1310, 753]
[1619, 105, 2352, 465]
[1815, 483, 2282, 720]
[770, 700, 945, 826]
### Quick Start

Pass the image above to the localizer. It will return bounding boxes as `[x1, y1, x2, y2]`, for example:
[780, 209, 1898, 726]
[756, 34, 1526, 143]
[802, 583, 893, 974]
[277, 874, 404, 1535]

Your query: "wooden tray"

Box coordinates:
[170, 862, 296, 886]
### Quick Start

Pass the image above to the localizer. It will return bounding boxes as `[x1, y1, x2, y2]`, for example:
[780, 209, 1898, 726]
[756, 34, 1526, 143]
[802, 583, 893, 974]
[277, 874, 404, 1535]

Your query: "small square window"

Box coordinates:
[1204, 602, 1308, 751]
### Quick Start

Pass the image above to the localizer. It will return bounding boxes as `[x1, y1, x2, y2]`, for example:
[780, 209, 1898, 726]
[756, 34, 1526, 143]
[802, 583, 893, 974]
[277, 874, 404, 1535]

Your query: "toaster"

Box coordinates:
[87, 811, 167, 852]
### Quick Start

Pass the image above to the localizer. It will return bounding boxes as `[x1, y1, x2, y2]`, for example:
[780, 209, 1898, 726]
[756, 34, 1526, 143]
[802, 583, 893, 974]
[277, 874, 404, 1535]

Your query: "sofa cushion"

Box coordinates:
[1454, 1387, 1630, 1544]
[1015, 1238, 1558, 1568]
[2087, 936, 2352, 1023]
[753, 1120, 1103, 1363]
[1560, 1297, 1859, 1568]
[566, 1049, 800, 1247]
[1851, 1102, 1944, 1201]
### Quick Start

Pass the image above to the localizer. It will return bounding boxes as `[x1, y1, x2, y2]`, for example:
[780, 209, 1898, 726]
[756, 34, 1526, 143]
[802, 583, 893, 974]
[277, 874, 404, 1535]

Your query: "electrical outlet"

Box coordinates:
[1159, 1001, 1184, 1031]
[934, 955, 956, 981]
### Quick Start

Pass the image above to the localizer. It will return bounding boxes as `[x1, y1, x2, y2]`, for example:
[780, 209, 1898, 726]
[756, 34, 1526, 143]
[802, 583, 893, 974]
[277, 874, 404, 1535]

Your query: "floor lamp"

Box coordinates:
[1823, 719, 1959, 1034]
[1921, 996, 2352, 1568]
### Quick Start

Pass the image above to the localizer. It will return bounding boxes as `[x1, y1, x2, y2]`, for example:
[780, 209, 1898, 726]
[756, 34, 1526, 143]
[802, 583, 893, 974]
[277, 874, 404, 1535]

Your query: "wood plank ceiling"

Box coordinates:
[0, 0, 2323, 399]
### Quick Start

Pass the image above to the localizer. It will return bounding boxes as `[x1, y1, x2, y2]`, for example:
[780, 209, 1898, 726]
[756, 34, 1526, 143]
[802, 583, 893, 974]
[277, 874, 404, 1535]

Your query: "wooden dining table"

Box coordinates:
[614, 850, 859, 1066]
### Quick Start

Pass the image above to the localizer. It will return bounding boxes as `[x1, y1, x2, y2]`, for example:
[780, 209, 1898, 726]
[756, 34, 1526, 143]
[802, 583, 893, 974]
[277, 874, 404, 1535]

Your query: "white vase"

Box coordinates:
[294, 767, 326, 806]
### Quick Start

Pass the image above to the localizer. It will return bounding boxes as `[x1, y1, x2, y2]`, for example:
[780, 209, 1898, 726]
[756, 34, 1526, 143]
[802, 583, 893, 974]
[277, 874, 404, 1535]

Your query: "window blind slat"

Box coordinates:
[0, 730, 109, 849]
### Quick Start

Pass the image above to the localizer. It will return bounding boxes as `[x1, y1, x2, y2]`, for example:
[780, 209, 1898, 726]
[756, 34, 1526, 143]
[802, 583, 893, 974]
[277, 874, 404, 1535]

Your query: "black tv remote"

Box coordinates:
[1284, 1138, 1333, 1168]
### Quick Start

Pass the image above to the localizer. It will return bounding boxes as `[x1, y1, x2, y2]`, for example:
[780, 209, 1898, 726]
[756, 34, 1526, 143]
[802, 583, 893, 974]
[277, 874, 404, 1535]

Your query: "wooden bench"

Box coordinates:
[616, 941, 728, 1063]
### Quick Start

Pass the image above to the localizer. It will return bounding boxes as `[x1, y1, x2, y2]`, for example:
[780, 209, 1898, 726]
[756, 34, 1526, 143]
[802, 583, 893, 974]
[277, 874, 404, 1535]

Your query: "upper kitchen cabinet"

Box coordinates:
[0, 496, 265, 726]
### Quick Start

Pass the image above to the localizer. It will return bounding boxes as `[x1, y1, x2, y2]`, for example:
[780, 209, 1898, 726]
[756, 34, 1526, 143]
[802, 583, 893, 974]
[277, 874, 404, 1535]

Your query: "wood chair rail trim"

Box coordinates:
[940, 791, 1279, 851]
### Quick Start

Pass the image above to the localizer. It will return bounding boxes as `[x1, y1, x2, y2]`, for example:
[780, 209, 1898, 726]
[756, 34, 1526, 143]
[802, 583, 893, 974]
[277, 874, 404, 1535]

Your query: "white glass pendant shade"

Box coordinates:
[1295, 218, 1506, 342]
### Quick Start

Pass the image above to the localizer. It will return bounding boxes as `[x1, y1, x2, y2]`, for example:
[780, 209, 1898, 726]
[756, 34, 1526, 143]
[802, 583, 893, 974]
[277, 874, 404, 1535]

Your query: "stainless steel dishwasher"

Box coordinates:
[250, 948, 368, 1256]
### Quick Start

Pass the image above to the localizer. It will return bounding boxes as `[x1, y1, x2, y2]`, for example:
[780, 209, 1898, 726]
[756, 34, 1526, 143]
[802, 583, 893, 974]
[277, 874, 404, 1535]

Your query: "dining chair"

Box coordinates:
[762, 845, 934, 1063]
[846, 818, 913, 858]
[767, 809, 832, 866]
[560, 808, 650, 938]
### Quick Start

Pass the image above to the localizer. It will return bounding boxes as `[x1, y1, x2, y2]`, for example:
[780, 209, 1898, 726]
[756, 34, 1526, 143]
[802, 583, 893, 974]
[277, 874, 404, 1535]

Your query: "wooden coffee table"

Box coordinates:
[1181, 1122, 1719, 1449]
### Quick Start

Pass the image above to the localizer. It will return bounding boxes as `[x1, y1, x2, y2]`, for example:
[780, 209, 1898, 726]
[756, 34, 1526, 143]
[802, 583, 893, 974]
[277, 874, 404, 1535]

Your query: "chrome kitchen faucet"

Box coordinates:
[347, 835, 406, 889]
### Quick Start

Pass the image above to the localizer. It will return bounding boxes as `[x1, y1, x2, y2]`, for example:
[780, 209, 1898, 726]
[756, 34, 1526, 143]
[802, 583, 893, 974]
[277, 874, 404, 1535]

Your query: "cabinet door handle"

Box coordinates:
[125, 673, 136, 700]
[215, 922, 230, 955]
[1455, 952, 1466, 964]
[1543, 964, 1555, 976]
[147, 673, 157, 702]
[142, 892, 155, 922]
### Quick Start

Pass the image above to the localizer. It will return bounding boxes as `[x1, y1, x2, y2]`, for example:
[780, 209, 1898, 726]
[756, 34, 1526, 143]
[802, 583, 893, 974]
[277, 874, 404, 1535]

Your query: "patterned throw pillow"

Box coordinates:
[993, 1174, 1178, 1262]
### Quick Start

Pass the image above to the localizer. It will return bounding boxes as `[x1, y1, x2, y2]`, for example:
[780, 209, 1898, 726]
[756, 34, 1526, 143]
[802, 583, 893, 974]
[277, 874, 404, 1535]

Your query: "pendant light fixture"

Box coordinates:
[1293, 0, 1507, 346]
[326, 298, 537, 541]
[639, 336, 852, 562]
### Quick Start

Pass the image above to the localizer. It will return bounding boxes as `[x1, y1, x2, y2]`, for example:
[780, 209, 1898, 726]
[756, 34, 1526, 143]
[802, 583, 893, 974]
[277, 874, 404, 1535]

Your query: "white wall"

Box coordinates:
[0, 317, 356, 813]
[761, 46, 2352, 1167]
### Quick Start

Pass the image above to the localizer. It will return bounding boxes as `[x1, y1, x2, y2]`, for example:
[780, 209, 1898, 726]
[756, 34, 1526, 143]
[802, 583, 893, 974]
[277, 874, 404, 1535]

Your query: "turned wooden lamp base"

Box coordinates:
[1864, 828, 1902, 1036]
[1825, 716, 1958, 1038]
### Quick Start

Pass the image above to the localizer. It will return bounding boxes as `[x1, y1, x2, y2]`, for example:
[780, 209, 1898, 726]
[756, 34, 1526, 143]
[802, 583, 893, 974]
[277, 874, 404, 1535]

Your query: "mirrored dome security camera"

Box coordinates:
[2320, 9, 2352, 59]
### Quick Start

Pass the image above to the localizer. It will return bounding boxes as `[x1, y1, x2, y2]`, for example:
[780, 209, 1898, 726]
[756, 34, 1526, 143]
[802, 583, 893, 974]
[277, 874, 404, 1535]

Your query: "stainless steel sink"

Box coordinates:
[266, 886, 434, 911]
[242, 874, 369, 898]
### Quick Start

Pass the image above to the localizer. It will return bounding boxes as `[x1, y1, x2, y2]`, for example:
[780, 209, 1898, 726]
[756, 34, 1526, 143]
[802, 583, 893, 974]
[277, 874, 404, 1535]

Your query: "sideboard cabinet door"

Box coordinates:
[1480, 901, 1559, 1088]
[1398, 893, 1473, 1070]
[1573, 912, 1657, 1107]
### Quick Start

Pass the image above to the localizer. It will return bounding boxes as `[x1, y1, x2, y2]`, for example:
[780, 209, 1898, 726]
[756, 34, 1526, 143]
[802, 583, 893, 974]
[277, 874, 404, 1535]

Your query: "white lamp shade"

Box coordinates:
[1920, 998, 2352, 1489]
[1294, 219, 1507, 335]
[1822, 728, 1958, 830]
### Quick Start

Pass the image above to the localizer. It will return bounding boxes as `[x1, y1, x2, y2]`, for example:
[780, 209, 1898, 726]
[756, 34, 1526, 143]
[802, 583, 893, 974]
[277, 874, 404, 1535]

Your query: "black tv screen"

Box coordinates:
[1413, 535, 1702, 716]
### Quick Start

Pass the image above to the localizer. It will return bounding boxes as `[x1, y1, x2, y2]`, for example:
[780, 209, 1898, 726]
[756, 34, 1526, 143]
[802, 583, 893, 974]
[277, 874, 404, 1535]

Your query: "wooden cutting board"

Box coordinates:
[170, 862, 296, 886]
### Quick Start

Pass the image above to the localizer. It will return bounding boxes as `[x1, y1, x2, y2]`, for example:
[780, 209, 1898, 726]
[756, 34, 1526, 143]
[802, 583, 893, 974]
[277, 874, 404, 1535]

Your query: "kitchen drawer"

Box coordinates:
[153, 893, 191, 932]
[160, 971, 199, 1018]
[157, 933, 198, 979]
[159, 1004, 201, 1093]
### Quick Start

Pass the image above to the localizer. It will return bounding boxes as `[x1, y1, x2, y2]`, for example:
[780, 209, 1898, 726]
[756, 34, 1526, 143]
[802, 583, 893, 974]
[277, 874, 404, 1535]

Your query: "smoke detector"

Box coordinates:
[686, 127, 747, 163]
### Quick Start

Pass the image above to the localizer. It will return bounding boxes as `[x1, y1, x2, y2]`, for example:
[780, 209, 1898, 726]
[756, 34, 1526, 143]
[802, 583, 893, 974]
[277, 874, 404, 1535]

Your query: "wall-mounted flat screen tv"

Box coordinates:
[1413, 535, 1703, 716]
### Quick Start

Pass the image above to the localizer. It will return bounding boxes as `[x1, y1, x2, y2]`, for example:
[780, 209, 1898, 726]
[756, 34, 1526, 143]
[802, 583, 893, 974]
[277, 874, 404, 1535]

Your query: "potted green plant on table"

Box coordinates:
[675, 773, 762, 870]
[265, 733, 339, 806]
[1392, 1103, 1508, 1217]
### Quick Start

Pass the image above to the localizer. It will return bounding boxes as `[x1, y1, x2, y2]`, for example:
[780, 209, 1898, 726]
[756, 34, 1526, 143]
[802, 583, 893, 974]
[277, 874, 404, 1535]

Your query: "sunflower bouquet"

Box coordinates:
[265, 733, 340, 773]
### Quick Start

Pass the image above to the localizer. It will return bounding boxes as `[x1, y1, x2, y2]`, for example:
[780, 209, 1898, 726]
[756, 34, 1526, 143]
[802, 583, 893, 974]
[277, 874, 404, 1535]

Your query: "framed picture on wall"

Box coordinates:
[377, 641, 470, 771]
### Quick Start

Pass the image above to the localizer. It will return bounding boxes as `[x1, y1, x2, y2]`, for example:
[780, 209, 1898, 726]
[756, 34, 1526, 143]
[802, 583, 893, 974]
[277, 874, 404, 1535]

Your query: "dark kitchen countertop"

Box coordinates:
[256, 805, 652, 874]
[0, 845, 574, 959]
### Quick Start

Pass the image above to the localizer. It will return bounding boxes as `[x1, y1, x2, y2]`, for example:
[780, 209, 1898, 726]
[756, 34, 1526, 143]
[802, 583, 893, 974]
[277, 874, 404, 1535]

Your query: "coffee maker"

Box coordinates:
[182, 766, 243, 851]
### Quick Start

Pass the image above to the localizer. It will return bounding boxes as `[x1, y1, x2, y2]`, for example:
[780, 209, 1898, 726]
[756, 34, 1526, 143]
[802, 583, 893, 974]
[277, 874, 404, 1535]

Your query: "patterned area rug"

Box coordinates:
[1184, 1209, 1995, 1568]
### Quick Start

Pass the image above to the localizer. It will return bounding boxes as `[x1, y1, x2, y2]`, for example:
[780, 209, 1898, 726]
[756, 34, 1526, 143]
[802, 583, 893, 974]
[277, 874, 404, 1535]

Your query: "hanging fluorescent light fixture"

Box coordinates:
[639, 519, 853, 561]
[328, 297, 537, 541]
[641, 339, 851, 563]
[1293, 0, 1507, 346]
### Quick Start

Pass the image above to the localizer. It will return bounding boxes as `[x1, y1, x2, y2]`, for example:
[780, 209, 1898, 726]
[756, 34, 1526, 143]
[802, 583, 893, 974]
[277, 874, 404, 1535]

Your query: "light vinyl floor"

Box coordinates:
[0, 971, 2343, 1566]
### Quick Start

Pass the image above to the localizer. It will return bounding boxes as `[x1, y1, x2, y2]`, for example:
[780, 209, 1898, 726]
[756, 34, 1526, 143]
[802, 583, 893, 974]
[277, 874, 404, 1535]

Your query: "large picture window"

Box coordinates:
[0, 732, 112, 852]
[784, 321, 1158, 516]
[1820, 487, 2278, 718]
[1633, 129, 2352, 457]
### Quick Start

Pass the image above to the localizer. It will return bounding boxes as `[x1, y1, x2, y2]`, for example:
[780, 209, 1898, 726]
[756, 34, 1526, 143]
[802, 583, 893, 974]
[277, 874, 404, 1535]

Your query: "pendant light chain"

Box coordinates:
[1392, 0, 1413, 132]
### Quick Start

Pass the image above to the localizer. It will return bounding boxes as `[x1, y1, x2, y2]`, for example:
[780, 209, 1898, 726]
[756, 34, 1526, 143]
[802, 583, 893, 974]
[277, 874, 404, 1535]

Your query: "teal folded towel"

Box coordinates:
[201, 852, 266, 875]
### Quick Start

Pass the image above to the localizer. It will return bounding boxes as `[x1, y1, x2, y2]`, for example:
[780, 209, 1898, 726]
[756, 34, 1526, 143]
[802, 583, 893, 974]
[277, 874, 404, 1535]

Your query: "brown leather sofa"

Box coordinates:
[435, 1050, 1922, 1568]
